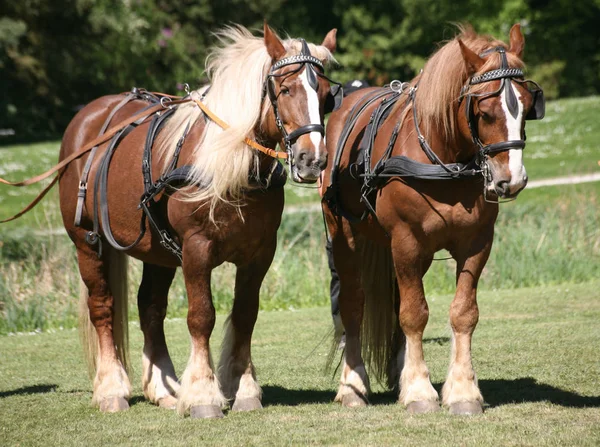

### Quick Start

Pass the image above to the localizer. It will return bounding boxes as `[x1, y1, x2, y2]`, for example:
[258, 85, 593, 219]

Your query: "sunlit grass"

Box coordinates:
[0, 281, 599, 446]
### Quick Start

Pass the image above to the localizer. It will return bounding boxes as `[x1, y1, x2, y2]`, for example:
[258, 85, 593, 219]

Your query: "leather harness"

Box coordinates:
[82, 88, 287, 261]
[324, 46, 545, 222]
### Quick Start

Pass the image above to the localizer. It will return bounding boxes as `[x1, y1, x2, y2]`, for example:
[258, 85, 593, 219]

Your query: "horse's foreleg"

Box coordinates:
[393, 238, 439, 413]
[137, 263, 179, 409]
[77, 242, 132, 412]
[218, 238, 277, 412]
[177, 237, 226, 418]
[442, 228, 493, 415]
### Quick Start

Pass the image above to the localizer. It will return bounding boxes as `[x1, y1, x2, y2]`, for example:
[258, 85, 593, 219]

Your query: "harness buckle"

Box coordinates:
[160, 96, 173, 109]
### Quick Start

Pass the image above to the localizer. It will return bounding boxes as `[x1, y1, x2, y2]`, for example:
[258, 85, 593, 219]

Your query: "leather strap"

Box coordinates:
[75, 92, 135, 226]
[0, 102, 167, 187]
[286, 123, 324, 143]
[0, 101, 181, 223]
[0, 175, 60, 223]
[193, 99, 288, 159]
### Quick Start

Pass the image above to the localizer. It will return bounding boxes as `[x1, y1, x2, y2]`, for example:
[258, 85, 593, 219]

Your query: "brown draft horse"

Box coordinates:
[57, 24, 338, 418]
[321, 24, 544, 415]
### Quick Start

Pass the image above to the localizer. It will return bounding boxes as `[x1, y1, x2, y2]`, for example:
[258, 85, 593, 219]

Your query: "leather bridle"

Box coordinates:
[263, 39, 342, 165]
[458, 46, 545, 166]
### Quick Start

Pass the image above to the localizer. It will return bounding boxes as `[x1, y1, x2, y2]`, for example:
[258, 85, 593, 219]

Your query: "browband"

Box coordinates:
[270, 54, 324, 72]
[470, 68, 524, 85]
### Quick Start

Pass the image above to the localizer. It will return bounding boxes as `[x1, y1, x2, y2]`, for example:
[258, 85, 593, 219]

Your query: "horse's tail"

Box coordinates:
[79, 247, 130, 378]
[357, 236, 402, 387]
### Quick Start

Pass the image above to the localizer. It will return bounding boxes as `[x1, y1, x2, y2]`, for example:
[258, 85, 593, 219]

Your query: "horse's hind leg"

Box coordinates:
[218, 239, 276, 412]
[329, 223, 370, 407]
[77, 241, 132, 412]
[137, 263, 179, 409]
[442, 229, 493, 415]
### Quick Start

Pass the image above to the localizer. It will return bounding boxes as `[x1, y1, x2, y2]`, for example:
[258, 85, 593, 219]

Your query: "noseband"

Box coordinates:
[264, 39, 342, 164]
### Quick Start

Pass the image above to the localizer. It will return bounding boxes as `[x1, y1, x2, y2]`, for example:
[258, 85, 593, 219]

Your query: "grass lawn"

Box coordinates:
[1, 281, 599, 446]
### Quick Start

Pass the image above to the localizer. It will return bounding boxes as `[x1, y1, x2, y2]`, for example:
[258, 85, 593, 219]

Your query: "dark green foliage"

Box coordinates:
[0, 0, 598, 141]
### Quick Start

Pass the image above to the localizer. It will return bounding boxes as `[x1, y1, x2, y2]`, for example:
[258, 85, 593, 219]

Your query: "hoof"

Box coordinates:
[341, 393, 368, 408]
[157, 396, 177, 410]
[449, 401, 484, 415]
[99, 397, 129, 413]
[232, 397, 263, 412]
[190, 405, 224, 419]
[406, 400, 440, 414]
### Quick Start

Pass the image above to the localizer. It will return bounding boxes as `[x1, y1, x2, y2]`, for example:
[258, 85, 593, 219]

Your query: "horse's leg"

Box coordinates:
[393, 236, 440, 413]
[137, 263, 179, 409]
[442, 228, 493, 415]
[77, 240, 132, 412]
[332, 229, 370, 408]
[218, 239, 276, 412]
[177, 236, 226, 418]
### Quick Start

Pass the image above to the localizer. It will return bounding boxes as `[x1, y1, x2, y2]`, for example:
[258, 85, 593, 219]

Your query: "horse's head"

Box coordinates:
[263, 23, 341, 183]
[457, 24, 544, 199]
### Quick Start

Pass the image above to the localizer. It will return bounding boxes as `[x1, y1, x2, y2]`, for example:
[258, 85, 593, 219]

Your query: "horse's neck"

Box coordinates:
[174, 114, 278, 177]
[392, 102, 475, 165]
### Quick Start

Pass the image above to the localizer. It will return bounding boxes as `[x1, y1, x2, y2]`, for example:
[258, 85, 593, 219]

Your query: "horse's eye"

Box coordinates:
[281, 87, 290, 96]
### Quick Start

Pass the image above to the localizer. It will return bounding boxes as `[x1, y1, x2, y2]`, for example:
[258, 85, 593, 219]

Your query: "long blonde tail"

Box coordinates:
[357, 237, 399, 384]
[79, 247, 130, 378]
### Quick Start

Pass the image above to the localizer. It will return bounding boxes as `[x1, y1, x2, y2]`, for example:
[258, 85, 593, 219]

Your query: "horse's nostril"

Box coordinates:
[318, 154, 328, 170]
[298, 151, 308, 163]
[495, 180, 509, 197]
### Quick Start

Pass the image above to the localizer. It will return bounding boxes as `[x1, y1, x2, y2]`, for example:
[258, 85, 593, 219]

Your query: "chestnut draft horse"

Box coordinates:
[55, 24, 340, 418]
[321, 24, 544, 415]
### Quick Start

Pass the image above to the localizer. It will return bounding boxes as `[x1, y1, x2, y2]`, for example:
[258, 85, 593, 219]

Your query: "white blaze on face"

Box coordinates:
[299, 67, 323, 159]
[500, 83, 527, 186]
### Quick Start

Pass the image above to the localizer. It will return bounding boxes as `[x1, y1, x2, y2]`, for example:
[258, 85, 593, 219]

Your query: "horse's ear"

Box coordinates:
[322, 28, 337, 53]
[264, 22, 286, 61]
[508, 23, 524, 59]
[458, 39, 485, 75]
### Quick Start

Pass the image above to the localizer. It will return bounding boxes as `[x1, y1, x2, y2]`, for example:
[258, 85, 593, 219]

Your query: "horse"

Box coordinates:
[57, 23, 340, 418]
[321, 23, 544, 415]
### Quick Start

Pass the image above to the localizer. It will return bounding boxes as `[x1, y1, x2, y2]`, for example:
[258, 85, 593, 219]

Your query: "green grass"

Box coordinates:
[524, 96, 600, 179]
[1, 281, 599, 446]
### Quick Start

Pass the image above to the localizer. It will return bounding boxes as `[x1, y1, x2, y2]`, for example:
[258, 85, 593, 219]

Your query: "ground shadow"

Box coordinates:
[423, 337, 451, 345]
[0, 384, 57, 398]
[263, 376, 600, 409]
[262, 385, 398, 407]
[477, 377, 600, 408]
[262, 386, 335, 407]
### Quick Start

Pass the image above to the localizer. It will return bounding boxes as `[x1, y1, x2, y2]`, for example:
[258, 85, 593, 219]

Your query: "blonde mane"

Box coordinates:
[155, 25, 335, 220]
[413, 24, 525, 143]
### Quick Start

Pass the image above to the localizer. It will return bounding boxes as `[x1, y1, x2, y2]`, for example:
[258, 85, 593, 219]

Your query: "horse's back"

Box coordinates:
[60, 95, 129, 162]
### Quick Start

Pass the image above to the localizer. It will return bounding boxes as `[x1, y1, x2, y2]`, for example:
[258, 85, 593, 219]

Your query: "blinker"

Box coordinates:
[300, 39, 319, 92]
[497, 48, 519, 119]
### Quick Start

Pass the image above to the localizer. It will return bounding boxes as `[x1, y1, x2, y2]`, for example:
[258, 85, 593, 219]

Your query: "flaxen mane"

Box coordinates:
[156, 25, 335, 220]
[411, 25, 525, 143]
